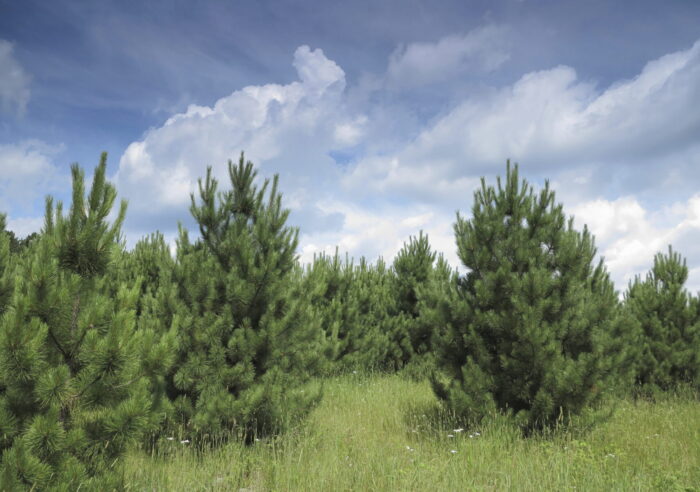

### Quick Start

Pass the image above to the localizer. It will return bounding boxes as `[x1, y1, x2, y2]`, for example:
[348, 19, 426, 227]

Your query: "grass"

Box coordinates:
[123, 373, 700, 491]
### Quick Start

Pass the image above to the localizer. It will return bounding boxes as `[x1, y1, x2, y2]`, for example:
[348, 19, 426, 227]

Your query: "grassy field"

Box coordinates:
[124, 373, 700, 491]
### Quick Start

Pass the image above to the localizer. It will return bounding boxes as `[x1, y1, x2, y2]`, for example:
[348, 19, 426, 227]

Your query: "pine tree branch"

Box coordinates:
[71, 294, 80, 338]
[46, 326, 73, 369]
[246, 260, 271, 322]
[72, 323, 93, 363]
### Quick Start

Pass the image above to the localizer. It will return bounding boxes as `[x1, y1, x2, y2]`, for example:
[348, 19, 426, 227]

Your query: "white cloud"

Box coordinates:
[0, 140, 65, 214]
[292, 45, 346, 96]
[347, 39, 700, 202]
[6, 216, 43, 238]
[297, 201, 458, 269]
[572, 195, 700, 293]
[0, 40, 31, 116]
[386, 25, 510, 89]
[333, 115, 368, 147]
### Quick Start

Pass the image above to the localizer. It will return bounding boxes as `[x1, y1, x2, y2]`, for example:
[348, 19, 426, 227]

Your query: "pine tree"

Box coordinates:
[0, 154, 170, 489]
[624, 246, 700, 391]
[392, 231, 437, 361]
[431, 161, 634, 430]
[169, 154, 324, 441]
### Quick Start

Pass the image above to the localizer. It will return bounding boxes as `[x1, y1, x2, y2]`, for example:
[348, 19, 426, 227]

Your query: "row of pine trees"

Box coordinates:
[1, 154, 698, 489]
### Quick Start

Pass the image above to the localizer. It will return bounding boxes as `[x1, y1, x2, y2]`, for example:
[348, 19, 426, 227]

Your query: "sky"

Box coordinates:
[1, 0, 700, 293]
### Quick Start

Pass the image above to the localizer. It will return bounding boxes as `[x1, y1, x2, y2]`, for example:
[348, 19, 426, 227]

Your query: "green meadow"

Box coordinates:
[124, 373, 700, 491]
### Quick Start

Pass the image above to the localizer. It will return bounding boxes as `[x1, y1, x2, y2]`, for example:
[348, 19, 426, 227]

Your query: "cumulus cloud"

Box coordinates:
[386, 25, 510, 89]
[114, 35, 700, 294]
[116, 45, 355, 241]
[0, 40, 31, 116]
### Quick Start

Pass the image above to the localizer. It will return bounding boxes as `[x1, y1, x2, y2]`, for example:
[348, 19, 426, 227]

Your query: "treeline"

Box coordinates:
[1, 153, 698, 489]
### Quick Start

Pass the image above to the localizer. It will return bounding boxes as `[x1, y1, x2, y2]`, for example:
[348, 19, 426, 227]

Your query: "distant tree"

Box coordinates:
[0, 154, 172, 489]
[170, 154, 324, 441]
[306, 249, 413, 372]
[624, 246, 700, 391]
[301, 250, 354, 371]
[0, 214, 15, 315]
[344, 257, 406, 370]
[431, 161, 635, 430]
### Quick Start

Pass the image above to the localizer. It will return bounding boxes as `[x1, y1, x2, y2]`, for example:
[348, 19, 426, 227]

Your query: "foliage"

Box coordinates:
[305, 251, 410, 372]
[430, 161, 636, 430]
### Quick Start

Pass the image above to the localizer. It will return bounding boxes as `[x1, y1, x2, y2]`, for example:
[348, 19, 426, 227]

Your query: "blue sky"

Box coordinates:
[2, 0, 700, 291]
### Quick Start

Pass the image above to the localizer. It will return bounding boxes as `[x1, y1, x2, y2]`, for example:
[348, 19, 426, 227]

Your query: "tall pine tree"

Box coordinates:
[431, 161, 634, 430]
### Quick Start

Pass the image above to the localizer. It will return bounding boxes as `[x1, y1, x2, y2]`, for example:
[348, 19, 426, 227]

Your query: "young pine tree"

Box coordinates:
[0, 154, 170, 489]
[170, 154, 324, 441]
[392, 231, 437, 362]
[624, 246, 700, 392]
[431, 161, 634, 430]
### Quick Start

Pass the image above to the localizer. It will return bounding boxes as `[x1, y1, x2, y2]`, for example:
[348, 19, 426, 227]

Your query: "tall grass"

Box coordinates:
[124, 373, 700, 491]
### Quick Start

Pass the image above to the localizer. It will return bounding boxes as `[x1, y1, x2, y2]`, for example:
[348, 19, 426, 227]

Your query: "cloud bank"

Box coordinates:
[113, 33, 700, 292]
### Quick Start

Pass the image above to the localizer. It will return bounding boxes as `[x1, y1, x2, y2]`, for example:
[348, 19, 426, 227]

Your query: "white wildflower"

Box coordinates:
[453, 428, 464, 433]
[450, 450, 457, 454]
[180, 439, 190, 444]
[447, 434, 454, 438]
